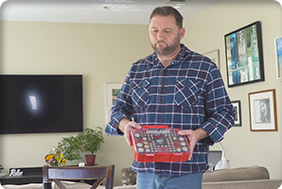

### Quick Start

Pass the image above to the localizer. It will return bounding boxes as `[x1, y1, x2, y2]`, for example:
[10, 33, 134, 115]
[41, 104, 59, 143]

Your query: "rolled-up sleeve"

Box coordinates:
[200, 67, 235, 143]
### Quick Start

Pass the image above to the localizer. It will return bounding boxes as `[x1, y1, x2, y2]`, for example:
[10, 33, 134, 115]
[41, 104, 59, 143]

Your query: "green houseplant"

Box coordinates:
[77, 127, 104, 165]
[57, 126, 104, 165]
[57, 135, 82, 161]
[77, 127, 104, 155]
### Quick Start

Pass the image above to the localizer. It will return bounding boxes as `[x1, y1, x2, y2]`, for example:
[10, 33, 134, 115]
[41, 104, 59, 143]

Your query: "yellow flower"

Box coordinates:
[62, 158, 66, 166]
[59, 154, 64, 161]
[46, 154, 53, 160]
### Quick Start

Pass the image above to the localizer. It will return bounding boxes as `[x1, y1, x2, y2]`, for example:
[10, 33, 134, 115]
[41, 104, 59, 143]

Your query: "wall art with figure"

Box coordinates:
[249, 89, 277, 132]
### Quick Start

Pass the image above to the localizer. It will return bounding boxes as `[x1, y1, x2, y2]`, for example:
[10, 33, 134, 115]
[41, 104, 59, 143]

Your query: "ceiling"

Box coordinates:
[0, 0, 226, 25]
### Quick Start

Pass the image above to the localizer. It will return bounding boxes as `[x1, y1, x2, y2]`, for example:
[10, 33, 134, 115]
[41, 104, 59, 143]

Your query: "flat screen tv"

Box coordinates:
[0, 75, 83, 134]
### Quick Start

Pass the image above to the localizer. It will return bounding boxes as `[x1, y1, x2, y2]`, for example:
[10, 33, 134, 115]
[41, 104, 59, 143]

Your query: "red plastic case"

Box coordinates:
[130, 125, 190, 162]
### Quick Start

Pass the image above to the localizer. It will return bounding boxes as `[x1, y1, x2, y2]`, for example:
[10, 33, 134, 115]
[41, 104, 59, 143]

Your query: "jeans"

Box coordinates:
[136, 172, 203, 189]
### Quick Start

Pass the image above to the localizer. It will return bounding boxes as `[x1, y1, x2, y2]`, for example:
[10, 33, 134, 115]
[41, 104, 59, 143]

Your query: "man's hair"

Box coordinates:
[150, 6, 183, 29]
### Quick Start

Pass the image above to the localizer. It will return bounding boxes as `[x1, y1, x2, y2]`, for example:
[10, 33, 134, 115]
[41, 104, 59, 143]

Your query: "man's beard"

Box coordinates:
[151, 41, 179, 56]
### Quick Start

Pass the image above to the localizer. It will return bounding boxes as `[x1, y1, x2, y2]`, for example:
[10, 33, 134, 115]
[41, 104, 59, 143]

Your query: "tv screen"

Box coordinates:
[0, 75, 83, 134]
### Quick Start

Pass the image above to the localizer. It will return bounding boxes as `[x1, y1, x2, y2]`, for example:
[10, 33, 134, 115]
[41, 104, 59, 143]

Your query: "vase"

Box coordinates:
[85, 154, 96, 166]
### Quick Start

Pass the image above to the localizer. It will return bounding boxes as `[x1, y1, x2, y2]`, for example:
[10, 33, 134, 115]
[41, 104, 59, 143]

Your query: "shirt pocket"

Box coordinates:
[131, 79, 150, 107]
[174, 78, 200, 107]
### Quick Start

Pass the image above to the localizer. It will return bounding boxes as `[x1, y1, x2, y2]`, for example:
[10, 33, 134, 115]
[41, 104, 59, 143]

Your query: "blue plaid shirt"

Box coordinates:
[105, 44, 235, 175]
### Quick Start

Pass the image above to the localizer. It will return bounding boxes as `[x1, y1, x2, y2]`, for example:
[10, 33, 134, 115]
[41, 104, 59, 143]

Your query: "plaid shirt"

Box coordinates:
[105, 44, 235, 175]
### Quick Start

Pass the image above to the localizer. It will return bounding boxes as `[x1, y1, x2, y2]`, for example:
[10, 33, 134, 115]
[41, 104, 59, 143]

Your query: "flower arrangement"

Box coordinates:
[44, 147, 66, 166]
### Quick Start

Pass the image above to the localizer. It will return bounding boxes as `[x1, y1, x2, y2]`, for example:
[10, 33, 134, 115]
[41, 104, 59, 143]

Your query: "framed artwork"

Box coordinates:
[224, 21, 264, 87]
[106, 82, 122, 123]
[232, 100, 242, 126]
[203, 49, 220, 70]
[248, 89, 278, 132]
[275, 36, 282, 81]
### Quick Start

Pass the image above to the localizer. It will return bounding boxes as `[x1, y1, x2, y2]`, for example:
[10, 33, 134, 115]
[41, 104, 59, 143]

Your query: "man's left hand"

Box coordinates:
[178, 128, 208, 161]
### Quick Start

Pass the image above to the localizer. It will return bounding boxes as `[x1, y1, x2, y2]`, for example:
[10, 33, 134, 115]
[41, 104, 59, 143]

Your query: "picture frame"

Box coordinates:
[248, 89, 278, 132]
[106, 82, 123, 123]
[224, 21, 264, 87]
[274, 36, 282, 81]
[203, 49, 220, 70]
[232, 100, 242, 126]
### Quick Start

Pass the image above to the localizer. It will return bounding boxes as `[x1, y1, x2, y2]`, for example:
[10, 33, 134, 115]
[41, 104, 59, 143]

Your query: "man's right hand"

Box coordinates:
[118, 119, 141, 146]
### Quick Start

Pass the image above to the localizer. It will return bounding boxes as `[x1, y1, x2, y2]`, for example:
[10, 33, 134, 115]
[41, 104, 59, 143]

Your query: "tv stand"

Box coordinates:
[0, 166, 97, 185]
[0, 167, 42, 185]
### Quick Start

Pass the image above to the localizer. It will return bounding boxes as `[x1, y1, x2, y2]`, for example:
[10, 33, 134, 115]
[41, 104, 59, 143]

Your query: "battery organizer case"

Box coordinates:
[130, 125, 190, 162]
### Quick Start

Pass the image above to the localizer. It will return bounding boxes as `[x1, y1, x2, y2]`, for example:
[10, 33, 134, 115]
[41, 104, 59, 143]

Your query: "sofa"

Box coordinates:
[202, 166, 282, 189]
[113, 166, 282, 189]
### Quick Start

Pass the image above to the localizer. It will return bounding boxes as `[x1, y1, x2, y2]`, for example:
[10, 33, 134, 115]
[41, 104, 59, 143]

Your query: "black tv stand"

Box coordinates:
[0, 166, 97, 185]
[0, 167, 42, 185]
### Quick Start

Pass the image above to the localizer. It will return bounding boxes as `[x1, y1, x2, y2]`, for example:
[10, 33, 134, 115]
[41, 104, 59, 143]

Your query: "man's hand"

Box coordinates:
[178, 128, 208, 161]
[118, 119, 141, 146]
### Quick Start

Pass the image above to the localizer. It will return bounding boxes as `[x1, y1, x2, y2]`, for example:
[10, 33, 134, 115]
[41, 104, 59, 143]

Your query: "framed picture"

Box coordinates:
[203, 49, 220, 70]
[275, 36, 282, 81]
[106, 82, 122, 123]
[248, 89, 278, 132]
[224, 21, 264, 87]
[232, 100, 242, 126]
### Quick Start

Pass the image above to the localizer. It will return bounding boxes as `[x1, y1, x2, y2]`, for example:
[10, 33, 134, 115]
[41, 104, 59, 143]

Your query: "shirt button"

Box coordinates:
[187, 83, 190, 86]
[161, 84, 165, 87]
[158, 119, 162, 122]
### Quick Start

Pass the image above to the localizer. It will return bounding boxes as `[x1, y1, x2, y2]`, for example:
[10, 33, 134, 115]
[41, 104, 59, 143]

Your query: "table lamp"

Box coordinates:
[214, 142, 230, 170]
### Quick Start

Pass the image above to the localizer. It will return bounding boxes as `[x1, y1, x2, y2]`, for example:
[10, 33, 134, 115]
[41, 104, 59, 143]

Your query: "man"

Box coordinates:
[106, 6, 235, 189]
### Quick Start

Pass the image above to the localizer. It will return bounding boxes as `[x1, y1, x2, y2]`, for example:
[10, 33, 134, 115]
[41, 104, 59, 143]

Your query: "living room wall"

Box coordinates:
[0, 21, 152, 185]
[0, 0, 281, 186]
[182, 0, 282, 180]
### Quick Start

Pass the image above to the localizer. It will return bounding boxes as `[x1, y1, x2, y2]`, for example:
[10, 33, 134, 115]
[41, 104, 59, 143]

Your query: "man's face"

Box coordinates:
[260, 101, 267, 116]
[149, 15, 184, 56]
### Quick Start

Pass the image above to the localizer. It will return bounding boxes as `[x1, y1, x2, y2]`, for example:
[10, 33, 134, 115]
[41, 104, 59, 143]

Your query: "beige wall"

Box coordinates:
[0, 21, 152, 185]
[183, 0, 282, 180]
[0, 0, 281, 186]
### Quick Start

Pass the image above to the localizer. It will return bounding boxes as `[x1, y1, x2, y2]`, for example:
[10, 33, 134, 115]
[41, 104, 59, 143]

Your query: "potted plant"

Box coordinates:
[57, 126, 104, 165]
[77, 127, 104, 165]
[57, 135, 82, 161]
